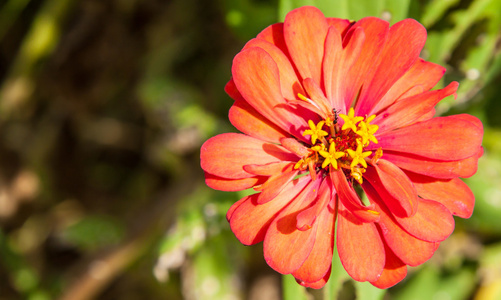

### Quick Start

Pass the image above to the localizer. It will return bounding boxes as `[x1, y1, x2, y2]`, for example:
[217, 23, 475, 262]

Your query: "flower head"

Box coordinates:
[200, 6, 483, 289]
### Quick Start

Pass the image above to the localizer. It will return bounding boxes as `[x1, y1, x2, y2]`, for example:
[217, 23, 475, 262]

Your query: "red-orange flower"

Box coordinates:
[200, 6, 483, 289]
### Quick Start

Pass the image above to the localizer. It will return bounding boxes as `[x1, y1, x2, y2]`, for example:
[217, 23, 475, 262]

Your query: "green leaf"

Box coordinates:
[425, 0, 499, 65]
[282, 274, 310, 300]
[279, 0, 348, 21]
[323, 240, 350, 299]
[355, 281, 386, 300]
[381, 0, 411, 23]
[278, 0, 410, 22]
[420, 0, 460, 28]
[346, 0, 384, 20]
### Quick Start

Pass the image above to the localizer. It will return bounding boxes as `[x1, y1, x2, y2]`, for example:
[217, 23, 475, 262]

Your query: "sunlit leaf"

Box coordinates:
[278, 0, 410, 22]
[282, 274, 310, 300]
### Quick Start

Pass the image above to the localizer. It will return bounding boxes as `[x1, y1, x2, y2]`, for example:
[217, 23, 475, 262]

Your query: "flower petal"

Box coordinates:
[205, 173, 266, 192]
[201, 133, 297, 179]
[406, 172, 475, 218]
[302, 77, 331, 118]
[227, 196, 248, 221]
[343, 17, 389, 108]
[382, 147, 483, 179]
[330, 168, 380, 222]
[280, 137, 310, 157]
[229, 175, 311, 245]
[323, 26, 343, 110]
[263, 178, 322, 274]
[297, 266, 331, 289]
[364, 183, 439, 266]
[369, 241, 408, 289]
[232, 47, 316, 139]
[373, 114, 484, 161]
[356, 19, 426, 116]
[292, 192, 336, 283]
[373, 81, 459, 134]
[296, 176, 332, 230]
[284, 6, 329, 85]
[393, 199, 455, 242]
[364, 160, 418, 218]
[253, 163, 299, 204]
[229, 99, 289, 143]
[371, 58, 446, 114]
[243, 38, 304, 100]
[326, 18, 351, 34]
[257, 23, 290, 58]
[227, 76, 290, 143]
[337, 201, 385, 282]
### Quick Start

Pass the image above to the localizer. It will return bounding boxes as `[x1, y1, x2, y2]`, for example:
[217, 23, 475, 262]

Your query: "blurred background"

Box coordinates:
[0, 0, 500, 299]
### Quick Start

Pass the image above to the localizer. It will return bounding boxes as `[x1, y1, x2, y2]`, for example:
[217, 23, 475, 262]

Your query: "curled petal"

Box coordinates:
[205, 173, 266, 192]
[296, 176, 332, 230]
[407, 172, 475, 218]
[330, 168, 380, 222]
[280, 137, 310, 157]
[252, 163, 299, 204]
[229, 175, 311, 245]
[244, 161, 294, 176]
[364, 160, 418, 218]
[263, 178, 322, 274]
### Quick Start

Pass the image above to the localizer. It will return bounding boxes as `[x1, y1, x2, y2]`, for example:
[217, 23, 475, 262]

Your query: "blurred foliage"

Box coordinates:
[0, 0, 499, 299]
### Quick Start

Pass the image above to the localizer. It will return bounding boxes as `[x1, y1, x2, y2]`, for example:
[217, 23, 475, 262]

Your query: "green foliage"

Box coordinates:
[282, 274, 310, 300]
[61, 215, 125, 252]
[279, 0, 411, 23]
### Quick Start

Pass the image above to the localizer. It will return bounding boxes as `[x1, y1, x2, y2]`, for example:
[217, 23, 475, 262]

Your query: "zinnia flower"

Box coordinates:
[200, 6, 483, 289]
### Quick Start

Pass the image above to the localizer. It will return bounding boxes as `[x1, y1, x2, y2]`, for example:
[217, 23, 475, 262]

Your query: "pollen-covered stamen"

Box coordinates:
[346, 141, 372, 168]
[296, 109, 381, 185]
[298, 93, 323, 112]
[371, 147, 384, 165]
[319, 141, 345, 169]
[303, 120, 328, 144]
[350, 166, 366, 184]
[339, 107, 364, 132]
[356, 115, 379, 146]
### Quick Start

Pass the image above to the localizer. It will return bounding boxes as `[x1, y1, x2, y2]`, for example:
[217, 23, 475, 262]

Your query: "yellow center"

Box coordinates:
[296, 107, 382, 184]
